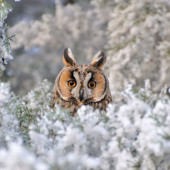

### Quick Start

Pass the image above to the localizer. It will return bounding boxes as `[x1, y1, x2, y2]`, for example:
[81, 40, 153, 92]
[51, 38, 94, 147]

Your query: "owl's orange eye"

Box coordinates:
[68, 80, 76, 87]
[88, 81, 96, 88]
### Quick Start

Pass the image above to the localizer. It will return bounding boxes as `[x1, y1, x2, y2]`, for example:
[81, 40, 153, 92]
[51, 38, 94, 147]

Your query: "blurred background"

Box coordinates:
[2, 0, 170, 99]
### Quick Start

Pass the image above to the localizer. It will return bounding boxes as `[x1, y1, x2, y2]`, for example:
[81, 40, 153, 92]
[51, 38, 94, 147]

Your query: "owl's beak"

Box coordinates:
[79, 88, 84, 102]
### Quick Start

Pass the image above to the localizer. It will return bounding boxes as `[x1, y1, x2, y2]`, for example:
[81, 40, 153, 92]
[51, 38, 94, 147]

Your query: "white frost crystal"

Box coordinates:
[0, 1, 13, 74]
[0, 80, 170, 170]
[0, 0, 170, 169]
[106, 0, 170, 99]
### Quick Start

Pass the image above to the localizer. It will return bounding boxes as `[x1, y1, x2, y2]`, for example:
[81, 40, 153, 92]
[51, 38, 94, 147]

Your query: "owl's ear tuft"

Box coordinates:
[91, 51, 106, 70]
[63, 48, 76, 67]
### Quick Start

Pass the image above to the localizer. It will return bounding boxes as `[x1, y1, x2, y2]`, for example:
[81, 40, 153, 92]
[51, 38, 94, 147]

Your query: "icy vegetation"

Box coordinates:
[0, 80, 170, 170]
[106, 0, 170, 99]
[0, 1, 13, 75]
[6, 0, 170, 96]
[0, 0, 170, 169]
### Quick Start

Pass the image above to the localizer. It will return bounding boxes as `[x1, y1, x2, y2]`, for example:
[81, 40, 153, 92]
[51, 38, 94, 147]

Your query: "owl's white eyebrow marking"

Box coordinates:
[85, 72, 92, 84]
[84, 72, 92, 99]
[73, 71, 79, 81]
[71, 71, 81, 98]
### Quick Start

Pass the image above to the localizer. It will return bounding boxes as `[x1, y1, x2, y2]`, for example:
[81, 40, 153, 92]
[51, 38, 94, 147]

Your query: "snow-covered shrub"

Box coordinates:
[106, 0, 170, 98]
[0, 82, 19, 146]
[0, 1, 13, 75]
[0, 143, 48, 170]
[1, 0, 170, 169]
[0, 79, 170, 170]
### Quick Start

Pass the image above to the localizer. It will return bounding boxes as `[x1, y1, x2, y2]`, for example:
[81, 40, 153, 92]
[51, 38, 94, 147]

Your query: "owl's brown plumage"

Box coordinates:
[52, 48, 112, 116]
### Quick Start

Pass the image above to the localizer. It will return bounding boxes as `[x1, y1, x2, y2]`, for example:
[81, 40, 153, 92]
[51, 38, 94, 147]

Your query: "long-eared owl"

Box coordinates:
[52, 48, 112, 116]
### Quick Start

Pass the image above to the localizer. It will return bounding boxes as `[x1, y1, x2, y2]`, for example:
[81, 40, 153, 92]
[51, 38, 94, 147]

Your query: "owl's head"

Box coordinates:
[54, 48, 111, 107]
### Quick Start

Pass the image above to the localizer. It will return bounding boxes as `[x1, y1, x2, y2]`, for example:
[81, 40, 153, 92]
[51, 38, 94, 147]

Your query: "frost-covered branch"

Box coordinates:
[0, 79, 170, 170]
[106, 0, 170, 99]
[0, 0, 13, 75]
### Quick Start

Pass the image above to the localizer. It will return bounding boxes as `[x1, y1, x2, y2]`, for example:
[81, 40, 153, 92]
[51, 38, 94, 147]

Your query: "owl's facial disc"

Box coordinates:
[58, 67, 107, 105]
[71, 69, 107, 104]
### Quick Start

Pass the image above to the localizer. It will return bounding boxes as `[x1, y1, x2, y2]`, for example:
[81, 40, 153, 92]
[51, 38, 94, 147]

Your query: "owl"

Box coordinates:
[51, 48, 112, 116]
